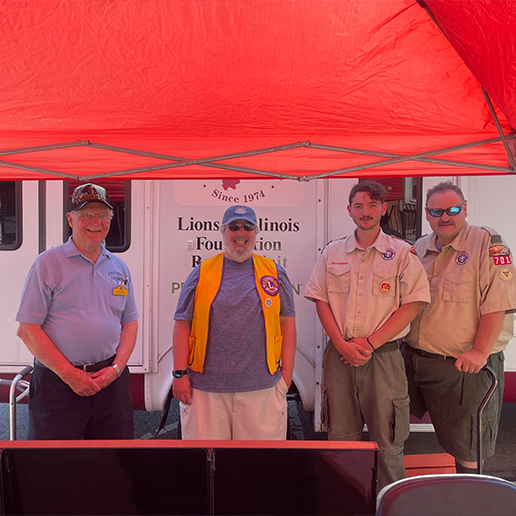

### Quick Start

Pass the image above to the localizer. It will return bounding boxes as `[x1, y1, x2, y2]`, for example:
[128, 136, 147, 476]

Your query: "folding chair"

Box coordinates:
[376, 473, 516, 516]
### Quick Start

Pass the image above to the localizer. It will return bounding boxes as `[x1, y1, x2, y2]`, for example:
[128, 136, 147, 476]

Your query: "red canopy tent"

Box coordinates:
[0, 0, 514, 181]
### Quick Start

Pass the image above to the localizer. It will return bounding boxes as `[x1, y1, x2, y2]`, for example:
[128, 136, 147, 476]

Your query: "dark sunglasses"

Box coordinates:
[227, 222, 256, 231]
[427, 204, 464, 218]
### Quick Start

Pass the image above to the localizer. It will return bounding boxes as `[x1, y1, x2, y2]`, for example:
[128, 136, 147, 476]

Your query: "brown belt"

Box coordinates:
[35, 355, 115, 373]
[410, 347, 453, 361]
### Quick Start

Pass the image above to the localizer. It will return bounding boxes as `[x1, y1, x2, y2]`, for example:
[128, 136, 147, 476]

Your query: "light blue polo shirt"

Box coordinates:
[16, 237, 139, 366]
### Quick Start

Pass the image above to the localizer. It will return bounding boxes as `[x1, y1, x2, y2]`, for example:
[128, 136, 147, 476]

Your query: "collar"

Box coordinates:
[345, 228, 390, 253]
[63, 236, 110, 262]
[427, 223, 469, 254]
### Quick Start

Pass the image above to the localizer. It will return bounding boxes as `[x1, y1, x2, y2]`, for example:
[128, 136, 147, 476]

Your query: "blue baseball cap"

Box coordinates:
[222, 205, 257, 226]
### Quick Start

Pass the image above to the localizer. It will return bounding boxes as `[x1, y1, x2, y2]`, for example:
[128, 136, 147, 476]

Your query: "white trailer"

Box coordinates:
[1, 176, 515, 432]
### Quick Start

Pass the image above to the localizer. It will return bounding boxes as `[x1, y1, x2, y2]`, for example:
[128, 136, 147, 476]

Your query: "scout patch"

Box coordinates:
[498, 267, 513, 281]
[113, 285, 129, 296]
[380, 282, 391, 293]
[382, 249, 396, 260]
[456, 253, 469, 265]
[490, 245, 512, 265]
[493, 255, 512, 266]
[260, 275, 279, 296]
[410, 247, 417, 256]
[489, 245, 510, 257]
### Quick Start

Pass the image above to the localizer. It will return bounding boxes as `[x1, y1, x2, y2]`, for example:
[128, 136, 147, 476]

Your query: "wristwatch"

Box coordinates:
[173, 369, 188, 378]
[111, 363, 122, 378]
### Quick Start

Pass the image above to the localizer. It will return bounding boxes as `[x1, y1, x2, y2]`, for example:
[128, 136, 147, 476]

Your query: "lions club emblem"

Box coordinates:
[260, 275, 279, 296]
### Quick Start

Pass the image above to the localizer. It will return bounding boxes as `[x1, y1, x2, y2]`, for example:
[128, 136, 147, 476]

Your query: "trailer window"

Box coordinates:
[64, 181, 131, 252]
[0, 181, 22, 250]
[359, 177, 421, 243]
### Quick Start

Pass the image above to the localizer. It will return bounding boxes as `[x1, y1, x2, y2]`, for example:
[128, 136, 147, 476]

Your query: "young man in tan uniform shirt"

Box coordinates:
[404, 182, 516, 473]
[304, 181, 430, 491]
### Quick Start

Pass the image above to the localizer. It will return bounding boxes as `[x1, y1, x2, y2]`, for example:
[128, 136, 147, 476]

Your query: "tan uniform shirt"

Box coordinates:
[304, 230, 430, 340]
[406, 224, 516, 357]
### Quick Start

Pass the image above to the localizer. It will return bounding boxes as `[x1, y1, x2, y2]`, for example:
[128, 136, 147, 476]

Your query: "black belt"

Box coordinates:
[410, 347, 453, 361]
[35, 355, 115, 373]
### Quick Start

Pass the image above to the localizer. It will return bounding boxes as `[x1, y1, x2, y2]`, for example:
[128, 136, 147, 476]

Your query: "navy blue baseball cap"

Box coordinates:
[222, 205, 257, 226]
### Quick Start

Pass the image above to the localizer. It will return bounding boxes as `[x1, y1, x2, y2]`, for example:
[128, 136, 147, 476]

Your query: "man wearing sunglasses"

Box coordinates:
[404, 181, 516, 474]
[172, 205, 296, 440]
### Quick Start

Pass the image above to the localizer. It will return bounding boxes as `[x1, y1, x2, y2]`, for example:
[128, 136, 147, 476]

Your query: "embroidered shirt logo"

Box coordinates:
[456, 253, 469, 265]
[261, 275, 279, 296]
[489, 245, 510, 257]
[498, 267, 514, 281]
[382, 249, 396, 260]
[380, 282, 391, 293]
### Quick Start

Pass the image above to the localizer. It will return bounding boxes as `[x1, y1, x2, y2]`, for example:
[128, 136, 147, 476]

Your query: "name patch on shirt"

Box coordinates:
[260, 275, 279, 296]
[113, 286, 129, 296]
[498, 267, 514, 281]
[382, 249, 396, 260]
[456, 253, 469, 265]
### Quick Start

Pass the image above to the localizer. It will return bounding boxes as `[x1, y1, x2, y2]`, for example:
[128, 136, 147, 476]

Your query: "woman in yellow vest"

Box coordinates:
[172, 205, 297, 440]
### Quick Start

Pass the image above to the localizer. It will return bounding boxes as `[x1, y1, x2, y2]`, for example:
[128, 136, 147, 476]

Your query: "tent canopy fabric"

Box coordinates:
[0, 0, 514, 181]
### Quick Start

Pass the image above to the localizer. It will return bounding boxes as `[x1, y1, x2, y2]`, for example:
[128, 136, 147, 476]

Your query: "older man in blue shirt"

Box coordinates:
[16, 183, 139, 440]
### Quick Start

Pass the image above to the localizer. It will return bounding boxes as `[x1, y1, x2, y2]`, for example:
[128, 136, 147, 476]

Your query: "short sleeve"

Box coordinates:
[303, 250, 329, 303]
[173, 266, 201, 321]
[15, 258, 53, 325]
[399, 249, 431, 305]
[278, 266, 296, 317]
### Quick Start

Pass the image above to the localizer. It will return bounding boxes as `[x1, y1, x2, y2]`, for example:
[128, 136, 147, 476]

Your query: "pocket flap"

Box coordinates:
[373, 267, 397, 279]
[445, 272, 474, 285]
[327, 263, 351, 276]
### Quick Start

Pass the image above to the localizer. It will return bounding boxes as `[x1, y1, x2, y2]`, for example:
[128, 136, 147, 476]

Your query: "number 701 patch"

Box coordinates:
[493, 256, 512, 266]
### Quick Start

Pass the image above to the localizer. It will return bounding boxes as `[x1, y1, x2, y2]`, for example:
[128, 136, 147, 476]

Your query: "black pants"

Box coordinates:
[28, 363, 134, 440]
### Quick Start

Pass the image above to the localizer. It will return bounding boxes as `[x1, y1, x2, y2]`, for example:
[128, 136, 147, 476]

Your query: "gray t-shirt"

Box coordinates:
[174, 255, 295, 393]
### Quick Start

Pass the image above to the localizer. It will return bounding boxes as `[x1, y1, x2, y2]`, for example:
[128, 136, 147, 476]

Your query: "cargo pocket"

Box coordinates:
[372, 267, 397, 297]
[443, 272, 473, 303]
[328, 264, 351, 294]
[391, 395, 410, 446]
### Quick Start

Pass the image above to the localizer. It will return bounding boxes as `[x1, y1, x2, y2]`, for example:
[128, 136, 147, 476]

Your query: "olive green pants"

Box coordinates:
[322, 342, 410, 492]
[404, 345, 504, 462]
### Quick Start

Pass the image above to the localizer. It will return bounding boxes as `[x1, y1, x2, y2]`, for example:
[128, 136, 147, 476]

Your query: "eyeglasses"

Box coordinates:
[78, 211, 112, 222]
[427, 204, 464, 218]
[227, 222, 256, 232]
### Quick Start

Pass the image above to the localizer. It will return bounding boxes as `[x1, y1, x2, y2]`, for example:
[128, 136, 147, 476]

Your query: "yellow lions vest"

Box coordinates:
[188, 252, 282, 374]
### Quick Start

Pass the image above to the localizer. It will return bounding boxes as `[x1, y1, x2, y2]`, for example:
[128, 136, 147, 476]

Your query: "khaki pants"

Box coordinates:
[323, 342, 409, 491]
[180, 379, 289, 440]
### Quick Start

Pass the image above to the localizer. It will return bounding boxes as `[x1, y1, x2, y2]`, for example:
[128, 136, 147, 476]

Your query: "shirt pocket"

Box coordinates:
[109, 283, 128, 315]
[443, 271, 474, 303]
[372, 267, 397, 297]
[327, 264, 351, 294]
